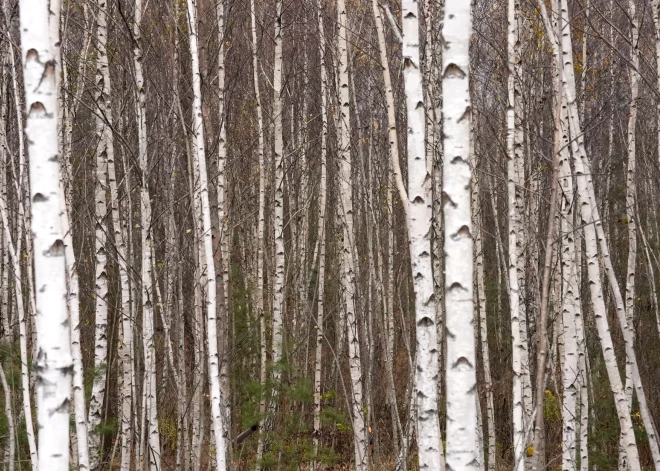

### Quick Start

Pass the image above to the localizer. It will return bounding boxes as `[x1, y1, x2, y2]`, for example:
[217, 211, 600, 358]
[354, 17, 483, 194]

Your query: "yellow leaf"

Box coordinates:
[526, 445, 534, 457]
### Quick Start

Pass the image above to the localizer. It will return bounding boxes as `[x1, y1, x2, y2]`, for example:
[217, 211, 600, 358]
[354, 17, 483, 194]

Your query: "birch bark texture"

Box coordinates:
[89, 0, 111, 462]
[18, 0, 72, 469]
[186, 0, 228, 468]
[442, 1, 479, 469]
[134, 0, 161, 467]
[538, 1, 642, 468]
[402, 0, 442, 468]
[507, 0, 525, 466]
[271, 0, 285, 418]
[336, 1, 368, 468]
[249, 0, 267, 463]
[312, 0, 328, 466]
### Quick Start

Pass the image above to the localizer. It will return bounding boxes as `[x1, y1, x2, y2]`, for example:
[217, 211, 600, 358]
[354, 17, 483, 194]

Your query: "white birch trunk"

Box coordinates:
[214, 0, 231, 444]
[133, 0, 160, 468]
[88, 1, 111, 462]
[19, 0, 72, 467]
[474, 165, 496, 471]
[0, 362, 14, 471]
[103, 20, 132, 469]
[0, 56, 9, 340]
[538, 2, 642, 467]
[558, 96, 579, 470]
[270, 0, 285, 422]
[185, 0, 228, 468]
[442, 1, 478, 469]
[0, 183, 37, 470]
[337, 1, 367, 468]
[61, 165, 90, 471]
[249, 0, 267, 463]
[59, 16, 92, 468]
[402, 0, 442, 467]
[653, 0, 660, 170]
[507, 0, 525, 466]
[312, 0, 328, 466]
[622, 6, 640, 469]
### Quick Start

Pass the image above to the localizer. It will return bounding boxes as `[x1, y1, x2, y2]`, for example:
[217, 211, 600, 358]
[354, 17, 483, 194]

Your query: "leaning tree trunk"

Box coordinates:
[538, 2, 641, 468]
[442, 1, 478, 469]
[372, 0, 406, 456]
[186, 0, 228, 468]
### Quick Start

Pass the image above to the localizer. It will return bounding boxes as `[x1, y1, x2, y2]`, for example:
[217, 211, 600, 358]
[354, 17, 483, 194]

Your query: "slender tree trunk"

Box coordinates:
[0, 362, 14, 471]
[508, 0, 525, 466]
[558, 89, 580, 470]
[134, 0, 161, 468]
[250, 0, 267, 464]
[61, 156, 91, 471]
[538, 2, 642, 467]
[88, 1, 112, 463]
[101, 6, 132, 469]
[531, 58, 562, 471]
[185, 0, 228, 468]
[214, 0, 231, 449]
[312, 0, 328, 466]
[0, 52, 9, 340]
[402, 0, 443, 468]
[621, 1, 640, 466]
[269, 0, 285, 436]
[0, 195, 37, 469]
[652, 0, 660, 169]
[336, 1, 367, 468]
[474, 159, 497, 471]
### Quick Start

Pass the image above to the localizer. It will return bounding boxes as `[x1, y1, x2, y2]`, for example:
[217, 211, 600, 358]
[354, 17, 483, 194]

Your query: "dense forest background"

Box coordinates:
[2, 0, 660, 469]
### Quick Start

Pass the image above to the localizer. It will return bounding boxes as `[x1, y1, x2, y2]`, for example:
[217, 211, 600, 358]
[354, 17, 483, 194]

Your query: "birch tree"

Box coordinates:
[538, 1, 642, 467]
[442, 1, 478, 469]
[0, 363, 14, 471]
[134, 0, 161, 467]
[88, 0, 111, 461]
[250, 0, 267, 464]
[270, 0, 285, 424]
[214, 0, 231, 445]
[507, 0, 525, 466]
[621, 0, 640, 467]
[312, 0, 328, 466]
[19, 0, 73, 468]
[337, 0, 367, 468]
[473, 162, 496, 471]
[401, 0, 443, 468]
[185, 0, 228, 468]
